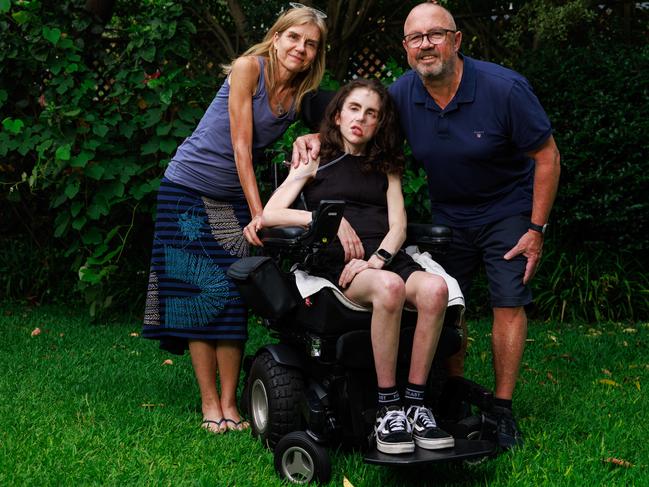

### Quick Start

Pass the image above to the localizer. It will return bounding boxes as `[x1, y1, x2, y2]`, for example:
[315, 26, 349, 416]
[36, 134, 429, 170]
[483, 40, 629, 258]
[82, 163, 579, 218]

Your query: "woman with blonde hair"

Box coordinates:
[143, 4, 327, 434]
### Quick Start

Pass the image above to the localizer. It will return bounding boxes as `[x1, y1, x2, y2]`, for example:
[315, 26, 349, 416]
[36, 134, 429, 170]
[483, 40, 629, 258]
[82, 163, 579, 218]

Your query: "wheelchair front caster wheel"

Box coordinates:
[456, 415, 496, 466]
[274, 431, 331, 485]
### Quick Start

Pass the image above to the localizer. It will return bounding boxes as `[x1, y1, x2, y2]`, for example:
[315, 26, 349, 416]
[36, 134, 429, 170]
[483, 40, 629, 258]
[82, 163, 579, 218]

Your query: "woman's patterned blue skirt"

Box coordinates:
[143, 178, 250, 354]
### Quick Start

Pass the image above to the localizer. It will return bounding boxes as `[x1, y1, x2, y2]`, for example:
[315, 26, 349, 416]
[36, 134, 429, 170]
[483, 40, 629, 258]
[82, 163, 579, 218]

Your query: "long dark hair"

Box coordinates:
[319, 78, 404, 175]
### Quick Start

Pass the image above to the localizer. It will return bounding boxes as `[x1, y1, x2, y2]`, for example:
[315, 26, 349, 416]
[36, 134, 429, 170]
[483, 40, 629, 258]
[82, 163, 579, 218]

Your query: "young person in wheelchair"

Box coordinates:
[258, 78, 456, 455]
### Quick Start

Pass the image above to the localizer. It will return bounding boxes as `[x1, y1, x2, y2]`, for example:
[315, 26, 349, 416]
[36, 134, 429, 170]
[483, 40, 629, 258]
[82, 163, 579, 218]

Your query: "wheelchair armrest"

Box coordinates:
[260, 200, 346, 251]
[406, 223, 452, 254]
[259, 226, 307, 247]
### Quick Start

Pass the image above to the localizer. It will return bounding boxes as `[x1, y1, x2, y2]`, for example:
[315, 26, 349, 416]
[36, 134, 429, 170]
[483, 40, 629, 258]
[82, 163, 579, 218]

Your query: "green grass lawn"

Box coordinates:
[1, 303, 647, 486]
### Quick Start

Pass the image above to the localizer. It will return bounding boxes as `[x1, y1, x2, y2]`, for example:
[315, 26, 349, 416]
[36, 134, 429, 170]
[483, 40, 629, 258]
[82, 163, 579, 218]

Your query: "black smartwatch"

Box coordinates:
[374, 248, 393, 265]
[528, 222, 549, 235]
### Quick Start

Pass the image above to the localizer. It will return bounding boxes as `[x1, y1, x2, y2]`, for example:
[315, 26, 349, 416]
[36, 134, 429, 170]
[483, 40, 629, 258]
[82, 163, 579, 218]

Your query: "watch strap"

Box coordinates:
[373, 248, 393, 264]
[528, 222, 548, 234]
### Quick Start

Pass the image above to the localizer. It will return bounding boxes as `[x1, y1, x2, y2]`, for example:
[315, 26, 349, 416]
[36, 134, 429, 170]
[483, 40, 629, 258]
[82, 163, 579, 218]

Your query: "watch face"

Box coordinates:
[376, 249, 392, 260]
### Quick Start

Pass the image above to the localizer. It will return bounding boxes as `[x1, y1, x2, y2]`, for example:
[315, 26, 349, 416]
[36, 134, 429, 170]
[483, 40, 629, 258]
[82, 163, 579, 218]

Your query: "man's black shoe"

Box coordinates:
[491, 406, 524, 450]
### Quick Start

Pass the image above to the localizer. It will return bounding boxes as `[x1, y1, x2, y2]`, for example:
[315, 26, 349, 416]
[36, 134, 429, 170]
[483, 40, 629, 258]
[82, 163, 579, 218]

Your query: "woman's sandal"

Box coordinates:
[223, 418, 250, 431]
[201, 418, 227, 434]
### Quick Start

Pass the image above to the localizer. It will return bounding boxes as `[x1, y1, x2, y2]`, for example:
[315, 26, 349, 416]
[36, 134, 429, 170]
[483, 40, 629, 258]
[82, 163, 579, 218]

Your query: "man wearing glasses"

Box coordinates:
[294, 1, 560, 451]
[389, 2, 561, 450]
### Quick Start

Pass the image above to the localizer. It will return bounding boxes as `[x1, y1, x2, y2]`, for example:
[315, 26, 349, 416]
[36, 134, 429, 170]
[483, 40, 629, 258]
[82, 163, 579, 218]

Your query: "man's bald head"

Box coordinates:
[404, 2, 457, 35]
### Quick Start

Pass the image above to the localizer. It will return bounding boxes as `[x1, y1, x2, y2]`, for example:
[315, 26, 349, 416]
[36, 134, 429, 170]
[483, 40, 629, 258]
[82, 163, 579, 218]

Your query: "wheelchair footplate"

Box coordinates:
[363, 439, 495, 466]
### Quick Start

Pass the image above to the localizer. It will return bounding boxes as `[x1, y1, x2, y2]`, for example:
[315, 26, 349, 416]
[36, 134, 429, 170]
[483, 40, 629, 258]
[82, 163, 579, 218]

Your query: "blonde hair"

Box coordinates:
[223, 7, 327, 114]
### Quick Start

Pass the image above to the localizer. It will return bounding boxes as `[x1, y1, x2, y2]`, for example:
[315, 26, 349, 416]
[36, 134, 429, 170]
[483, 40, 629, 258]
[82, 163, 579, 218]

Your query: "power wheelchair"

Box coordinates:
[228, 201, 498, 484]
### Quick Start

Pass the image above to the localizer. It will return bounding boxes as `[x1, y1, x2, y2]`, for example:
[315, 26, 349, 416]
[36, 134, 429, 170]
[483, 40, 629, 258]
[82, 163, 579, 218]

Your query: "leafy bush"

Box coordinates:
[1, 0, 646, 324]
[516, 42, 649, 257]
[0, 0, 215, 313]
[532, 247, 649, 322]
[0, 238, 74, 303]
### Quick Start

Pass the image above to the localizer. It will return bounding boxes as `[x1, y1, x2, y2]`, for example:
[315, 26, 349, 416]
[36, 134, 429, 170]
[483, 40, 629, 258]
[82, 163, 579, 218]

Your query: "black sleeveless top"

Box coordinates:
[302, 153, 389, 261]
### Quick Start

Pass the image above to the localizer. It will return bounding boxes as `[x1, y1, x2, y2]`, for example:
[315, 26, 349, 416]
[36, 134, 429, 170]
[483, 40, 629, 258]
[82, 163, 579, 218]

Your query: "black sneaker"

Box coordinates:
[374, 406, 415, 454]
[406, 405, 455, 450]
[491, 406, 524, 450]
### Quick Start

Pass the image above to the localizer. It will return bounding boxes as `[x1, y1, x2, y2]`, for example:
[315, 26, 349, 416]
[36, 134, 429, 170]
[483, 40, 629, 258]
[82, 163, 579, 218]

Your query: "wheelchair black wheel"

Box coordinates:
[457, 415, 485, 440]
[274, 431, 331, 485]
[248, 351, 304, 448]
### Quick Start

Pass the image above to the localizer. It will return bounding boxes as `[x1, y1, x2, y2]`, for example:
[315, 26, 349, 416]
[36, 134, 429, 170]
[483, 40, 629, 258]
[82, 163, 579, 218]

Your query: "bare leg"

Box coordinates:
[188, 339, 225, 433]
[343, 269, 406, 388]
[215, 340, 249, 429]
[404, 272, 448, 385]
[492, 306, 527, 400]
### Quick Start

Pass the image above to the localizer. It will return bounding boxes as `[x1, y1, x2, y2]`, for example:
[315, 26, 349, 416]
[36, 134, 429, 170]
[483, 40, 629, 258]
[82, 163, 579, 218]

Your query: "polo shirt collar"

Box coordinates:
[411, 53, 476, 110]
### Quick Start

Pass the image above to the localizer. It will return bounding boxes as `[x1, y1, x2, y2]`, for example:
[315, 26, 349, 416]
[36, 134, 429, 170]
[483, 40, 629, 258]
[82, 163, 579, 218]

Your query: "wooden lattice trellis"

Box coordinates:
[347, 46, 387, 80]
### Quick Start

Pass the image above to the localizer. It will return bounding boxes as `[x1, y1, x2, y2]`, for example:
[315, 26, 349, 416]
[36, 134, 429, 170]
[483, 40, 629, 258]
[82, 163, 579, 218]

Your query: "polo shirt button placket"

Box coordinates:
[438, 112, 449, 138]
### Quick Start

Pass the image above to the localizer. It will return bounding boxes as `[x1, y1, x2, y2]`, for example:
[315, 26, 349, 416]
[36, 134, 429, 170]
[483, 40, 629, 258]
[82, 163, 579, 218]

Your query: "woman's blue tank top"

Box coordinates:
[165, 57, 297, 201]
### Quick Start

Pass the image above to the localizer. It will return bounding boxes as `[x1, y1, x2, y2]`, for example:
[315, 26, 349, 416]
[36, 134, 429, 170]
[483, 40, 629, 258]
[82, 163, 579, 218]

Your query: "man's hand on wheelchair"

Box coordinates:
[337, 217, 364, 262]
[291, 133, 321, 168]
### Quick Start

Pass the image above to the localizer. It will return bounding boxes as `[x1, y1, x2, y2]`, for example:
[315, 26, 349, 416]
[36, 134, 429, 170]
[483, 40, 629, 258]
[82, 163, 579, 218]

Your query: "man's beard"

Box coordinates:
[415, 51, 453, 81]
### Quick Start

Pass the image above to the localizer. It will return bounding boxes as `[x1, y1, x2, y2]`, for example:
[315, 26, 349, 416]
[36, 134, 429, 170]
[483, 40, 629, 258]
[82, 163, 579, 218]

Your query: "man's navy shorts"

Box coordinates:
[435, 214, 533, 308]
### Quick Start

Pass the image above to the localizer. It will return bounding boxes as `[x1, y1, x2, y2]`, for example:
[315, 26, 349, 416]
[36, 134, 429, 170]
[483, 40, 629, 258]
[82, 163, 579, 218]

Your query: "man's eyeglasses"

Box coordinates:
[289, 2, 327, 19]
[403, 29, 456, 48]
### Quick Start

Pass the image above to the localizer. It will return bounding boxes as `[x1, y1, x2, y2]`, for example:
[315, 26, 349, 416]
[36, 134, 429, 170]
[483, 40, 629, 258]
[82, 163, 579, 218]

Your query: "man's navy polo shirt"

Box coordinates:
[389, 55, 552, 227]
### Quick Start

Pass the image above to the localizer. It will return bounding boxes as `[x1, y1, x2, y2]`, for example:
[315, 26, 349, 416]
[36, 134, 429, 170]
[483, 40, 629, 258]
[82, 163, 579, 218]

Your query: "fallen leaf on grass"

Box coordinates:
[546, 372, 558, 384]
[603, 457, 633, 468]
[162, 359, 173, 365]
[602, 369, 612, 376]
[31, 327, 42, 337]
[597, 379, 620, 387]
[129, 332, 139, 337]
[343, 477, 355, 487]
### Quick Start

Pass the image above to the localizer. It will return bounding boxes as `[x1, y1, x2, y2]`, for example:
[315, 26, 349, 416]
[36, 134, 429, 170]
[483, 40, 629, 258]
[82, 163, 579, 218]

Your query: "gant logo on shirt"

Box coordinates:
[474, 130, 484, 139]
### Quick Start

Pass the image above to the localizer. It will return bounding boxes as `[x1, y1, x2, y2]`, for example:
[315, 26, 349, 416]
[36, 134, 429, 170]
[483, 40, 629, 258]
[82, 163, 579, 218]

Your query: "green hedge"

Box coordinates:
[517, 41, 649, 256]
[0, 0, 215, 314]
[512, 39, 649, 322]
[1, 1, 646, 321]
